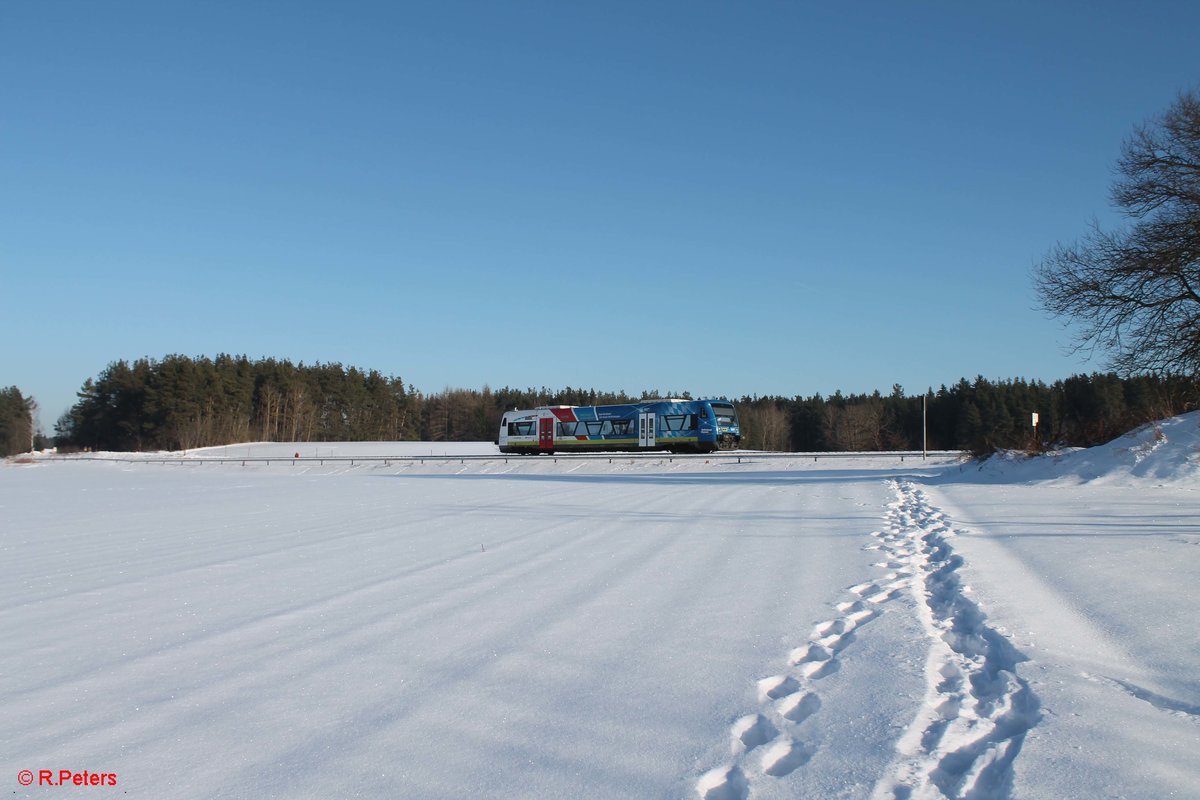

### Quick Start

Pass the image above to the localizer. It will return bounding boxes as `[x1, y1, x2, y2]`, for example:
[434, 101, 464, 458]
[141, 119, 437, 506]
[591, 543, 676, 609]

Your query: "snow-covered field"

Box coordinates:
[3, 417, 1198, 799]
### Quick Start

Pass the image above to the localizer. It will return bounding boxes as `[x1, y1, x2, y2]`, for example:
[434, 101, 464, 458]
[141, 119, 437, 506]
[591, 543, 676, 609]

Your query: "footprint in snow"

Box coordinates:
[815, 629, 855, 654]
[695, 765, 747, 800]
[730, 714, 777, 754]
[757, 674, 801, 702]
[760, 736, 814, 776]
[850, 581, 881, 597]
[788, 643, 832, 665]
[797, 658, 840, 680]
[778, 690, 822, 723]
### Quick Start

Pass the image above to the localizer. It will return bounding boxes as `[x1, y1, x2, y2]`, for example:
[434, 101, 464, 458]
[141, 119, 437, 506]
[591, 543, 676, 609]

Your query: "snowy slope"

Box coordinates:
[961, 410, 1200, 486]
[3, 423, 1198, 799]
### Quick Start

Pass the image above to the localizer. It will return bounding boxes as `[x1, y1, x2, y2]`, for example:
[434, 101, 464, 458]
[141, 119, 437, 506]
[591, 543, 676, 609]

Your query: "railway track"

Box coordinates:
[42, 450, 962, 467]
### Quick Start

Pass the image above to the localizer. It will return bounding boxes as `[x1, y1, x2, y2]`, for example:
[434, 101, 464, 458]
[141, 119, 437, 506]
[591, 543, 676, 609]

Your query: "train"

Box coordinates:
[498, 399, 741, 455]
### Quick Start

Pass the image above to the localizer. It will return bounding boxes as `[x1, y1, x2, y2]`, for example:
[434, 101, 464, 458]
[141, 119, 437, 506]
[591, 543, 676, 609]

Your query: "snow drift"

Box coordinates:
[958, 410, 1200, 485]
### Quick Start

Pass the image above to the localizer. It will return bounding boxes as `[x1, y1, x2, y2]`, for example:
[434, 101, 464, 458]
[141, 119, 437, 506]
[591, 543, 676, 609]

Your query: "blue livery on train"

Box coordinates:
[498, 399, 740, 454]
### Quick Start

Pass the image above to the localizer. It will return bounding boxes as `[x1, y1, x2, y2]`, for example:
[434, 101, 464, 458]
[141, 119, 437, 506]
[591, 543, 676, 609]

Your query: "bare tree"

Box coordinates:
[1035, 89, 1200, 375]
[838, 402, 887, 451]
[751, 403, 790, 450]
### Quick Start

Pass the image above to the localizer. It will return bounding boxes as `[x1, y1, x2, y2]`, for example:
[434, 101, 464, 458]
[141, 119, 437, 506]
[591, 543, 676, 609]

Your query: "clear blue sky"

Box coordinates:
[3, 1, 1199, 431]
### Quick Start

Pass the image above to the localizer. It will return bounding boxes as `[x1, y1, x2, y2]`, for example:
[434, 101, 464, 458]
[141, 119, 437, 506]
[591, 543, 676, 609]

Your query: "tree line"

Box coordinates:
[735, 373, 1197, 455]
[50, 354, 676, 451]
[55, 355, 417, 451]
[43, 355, 1199, 455]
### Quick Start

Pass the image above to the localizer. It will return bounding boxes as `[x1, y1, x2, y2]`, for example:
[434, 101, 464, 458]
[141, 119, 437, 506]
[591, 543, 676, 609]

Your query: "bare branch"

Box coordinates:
[1036, 89, 1200, 376]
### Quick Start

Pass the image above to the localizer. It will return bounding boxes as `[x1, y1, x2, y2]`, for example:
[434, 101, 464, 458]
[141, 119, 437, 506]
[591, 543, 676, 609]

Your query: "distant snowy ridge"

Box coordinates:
[967, 411, 1200, 486]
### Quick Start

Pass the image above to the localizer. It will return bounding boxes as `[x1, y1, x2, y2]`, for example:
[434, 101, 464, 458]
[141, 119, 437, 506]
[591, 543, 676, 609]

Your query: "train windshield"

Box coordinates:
[710, 403, 738, 425]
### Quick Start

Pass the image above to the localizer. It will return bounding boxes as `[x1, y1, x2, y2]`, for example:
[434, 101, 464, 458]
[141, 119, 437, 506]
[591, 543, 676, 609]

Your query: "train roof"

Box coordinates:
[504, 399, 733, 416]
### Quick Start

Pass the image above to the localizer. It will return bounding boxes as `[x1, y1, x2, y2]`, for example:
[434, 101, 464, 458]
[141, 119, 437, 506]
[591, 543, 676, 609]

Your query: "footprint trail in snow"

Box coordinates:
[693, 509, 910, 799]
[693, 480, 1040, 800]
[871, 481, 1041, 800]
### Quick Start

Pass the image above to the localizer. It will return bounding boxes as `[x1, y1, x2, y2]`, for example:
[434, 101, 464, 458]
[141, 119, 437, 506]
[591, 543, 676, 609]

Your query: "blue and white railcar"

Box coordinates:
[498, 399, 740, 454]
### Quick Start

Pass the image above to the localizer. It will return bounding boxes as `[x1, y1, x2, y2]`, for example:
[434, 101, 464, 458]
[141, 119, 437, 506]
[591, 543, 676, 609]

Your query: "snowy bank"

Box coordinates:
[945, 410, 1200, 486]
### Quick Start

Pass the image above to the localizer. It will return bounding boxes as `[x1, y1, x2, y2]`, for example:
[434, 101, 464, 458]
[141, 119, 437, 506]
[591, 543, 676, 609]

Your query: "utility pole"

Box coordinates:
[922, 394, 927, 460]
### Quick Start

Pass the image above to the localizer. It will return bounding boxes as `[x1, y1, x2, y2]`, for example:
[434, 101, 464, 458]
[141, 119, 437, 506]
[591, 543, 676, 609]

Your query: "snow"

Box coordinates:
[960, 410, 1200, 486]
[2, 419, 1198, 799]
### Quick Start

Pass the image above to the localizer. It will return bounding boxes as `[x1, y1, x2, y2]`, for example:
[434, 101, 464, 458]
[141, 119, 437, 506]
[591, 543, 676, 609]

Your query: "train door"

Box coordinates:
[638, 412, 656, 448]
[539, 416, 555, 452]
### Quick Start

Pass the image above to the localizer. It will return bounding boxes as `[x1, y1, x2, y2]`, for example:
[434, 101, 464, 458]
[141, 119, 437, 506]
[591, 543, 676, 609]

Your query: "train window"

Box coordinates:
[662, 415, 697, 432]
[557, 421, 578, 436]
[711, 404, 737, 424]
[585, 421, 604, 436]
[509, 421, 535, 436]
[610, 419, 631, 435]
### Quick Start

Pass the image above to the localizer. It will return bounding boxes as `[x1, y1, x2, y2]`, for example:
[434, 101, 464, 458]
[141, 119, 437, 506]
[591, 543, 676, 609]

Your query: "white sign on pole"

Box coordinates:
[1031, 412, 1039, 427]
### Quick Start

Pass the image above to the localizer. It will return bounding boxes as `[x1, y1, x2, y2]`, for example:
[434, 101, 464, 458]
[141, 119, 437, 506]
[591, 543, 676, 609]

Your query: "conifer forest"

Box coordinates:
[34, 354, 1199, 455]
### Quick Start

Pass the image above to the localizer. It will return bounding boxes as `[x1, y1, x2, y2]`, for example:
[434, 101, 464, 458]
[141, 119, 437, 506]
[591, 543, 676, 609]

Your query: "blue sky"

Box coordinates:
[3, 1, 1199, 431]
